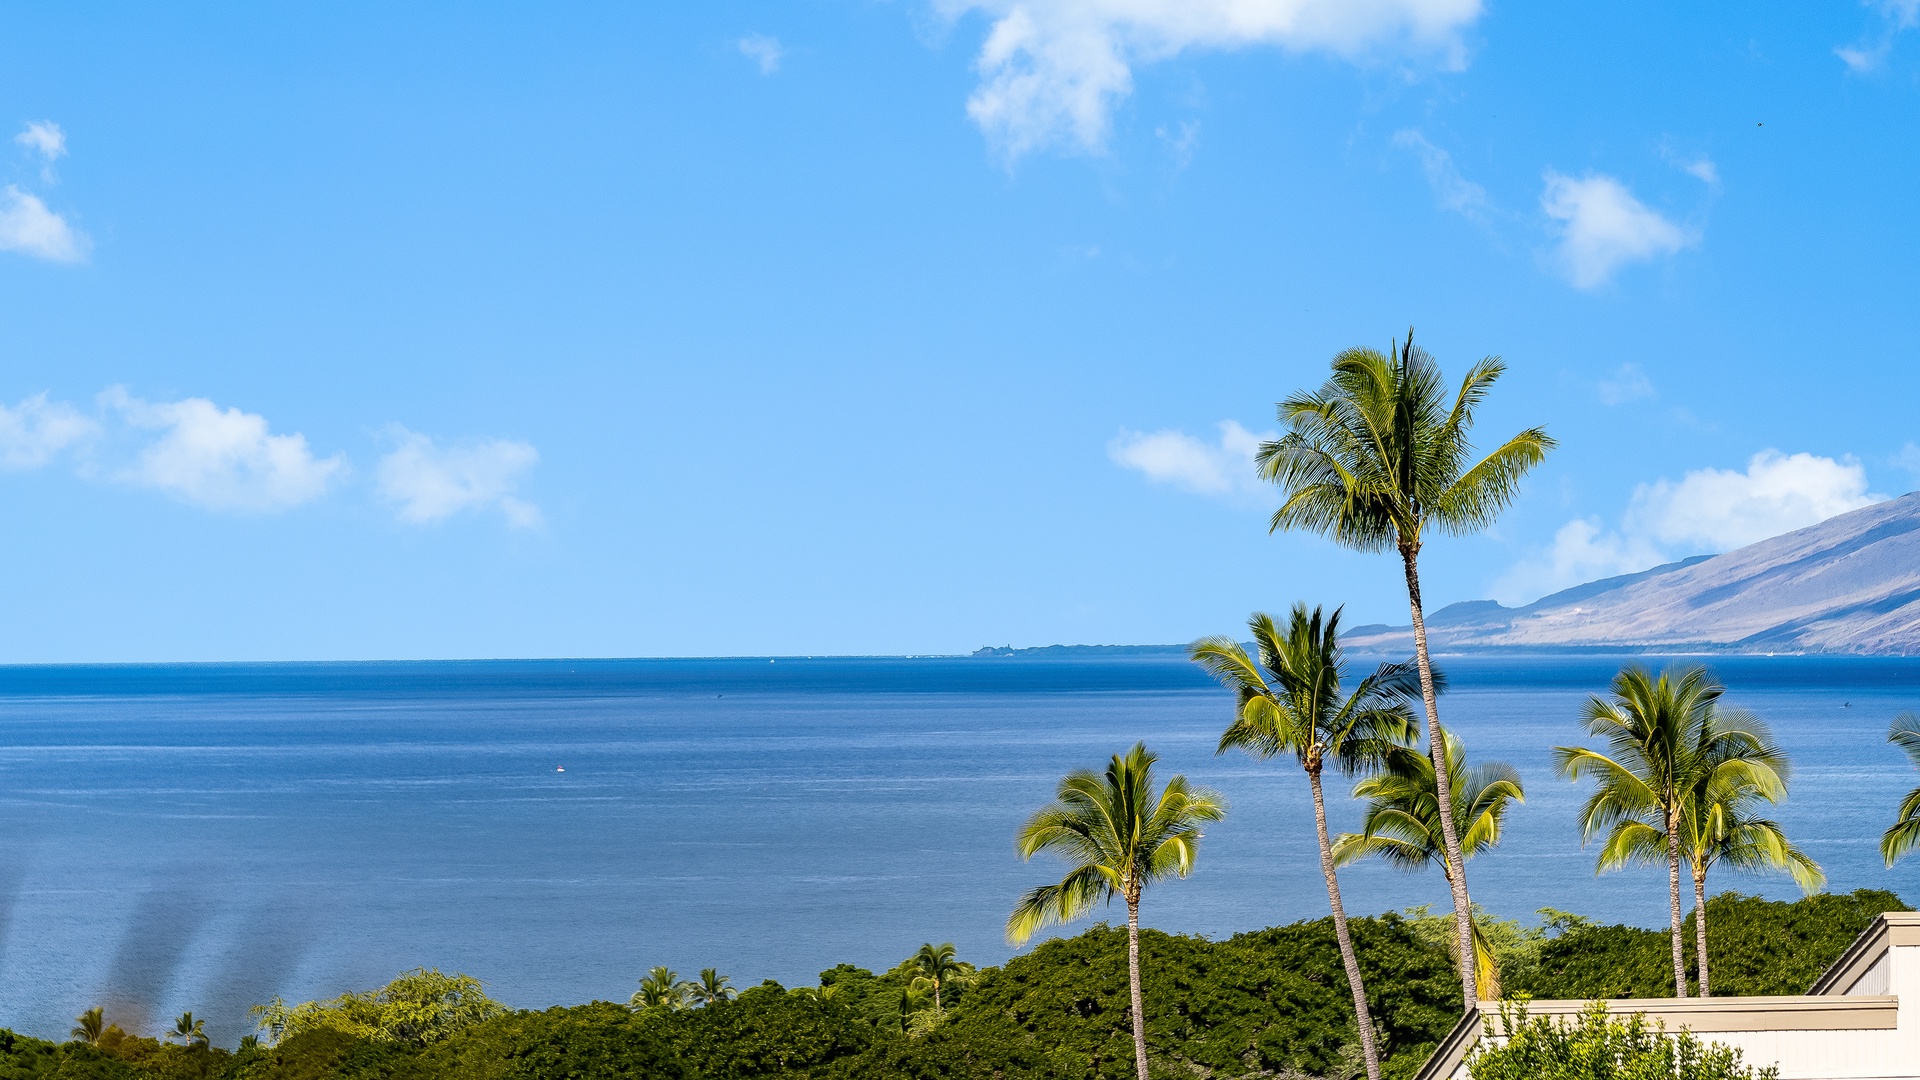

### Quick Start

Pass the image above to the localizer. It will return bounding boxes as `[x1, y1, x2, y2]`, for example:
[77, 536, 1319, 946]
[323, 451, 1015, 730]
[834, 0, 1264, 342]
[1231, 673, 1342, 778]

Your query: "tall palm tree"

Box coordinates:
[689, 968, 734, 1006]
[1192, 604, 1419, 1080]
[1881, 713, 1920, 867]
[1555, 665, 1787, 998]
[1331, 727, 1524, 997]
[1009, 742, 1227, 1080]
[170, 1011, 209, 1048]
[1260, 332, 1555, 1007]
[911, 943, 966, 1012]
[631, 966, 692, 1010]
[71, 1007, 105, 1045]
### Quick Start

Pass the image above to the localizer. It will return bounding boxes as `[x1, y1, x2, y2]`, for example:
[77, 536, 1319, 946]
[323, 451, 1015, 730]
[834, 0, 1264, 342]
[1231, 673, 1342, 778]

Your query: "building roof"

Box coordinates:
[1410, 911, 1920, 1080]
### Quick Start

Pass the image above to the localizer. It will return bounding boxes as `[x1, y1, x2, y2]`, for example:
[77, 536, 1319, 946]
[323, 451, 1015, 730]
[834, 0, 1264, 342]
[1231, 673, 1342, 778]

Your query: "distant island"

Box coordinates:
[970, 644, 1194, 658]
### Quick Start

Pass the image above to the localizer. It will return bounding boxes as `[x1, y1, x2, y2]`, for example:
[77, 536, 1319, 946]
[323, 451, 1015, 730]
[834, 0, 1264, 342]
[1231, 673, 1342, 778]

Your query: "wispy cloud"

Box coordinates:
[1109, 420, 1272, 498]
[1679, 156, 1718, 185]
[1493, 450, 1883, 603]
[738, 34, 784, 74]
[1837, 0, 1920, 71]
[0, 392, 96, 469]
[0, 186, 87, 263]
[376, 427, 541, 527]
[1596, 363, 1655, 405]
[1393, 129, 1488, 220]
[1540, 170, 1694, 289]
[937, 0, 1483, 160]
[4, 120, 85, 262]
[14, 121, 65, 164]
[1632, 450, 1882, 550]
[101, 388, 347, 512]
[1156, 120, 1200, 173]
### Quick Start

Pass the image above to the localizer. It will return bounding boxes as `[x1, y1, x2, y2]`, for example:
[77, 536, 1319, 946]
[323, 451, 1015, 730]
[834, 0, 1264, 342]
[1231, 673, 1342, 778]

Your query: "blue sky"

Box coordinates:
[1, 1, 1918, 661]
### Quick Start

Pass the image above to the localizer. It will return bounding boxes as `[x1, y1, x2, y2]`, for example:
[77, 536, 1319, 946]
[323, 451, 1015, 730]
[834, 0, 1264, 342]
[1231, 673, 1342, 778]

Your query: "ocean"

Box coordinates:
[0, 654, 1913, 1045]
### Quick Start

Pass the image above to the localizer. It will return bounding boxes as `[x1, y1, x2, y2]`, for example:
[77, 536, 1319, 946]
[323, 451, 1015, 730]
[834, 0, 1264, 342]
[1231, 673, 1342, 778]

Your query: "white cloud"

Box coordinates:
[14, 121, 65, 162]
[1838, 1, 1920, 71]
[0, 393, 96, 469]
[376, 428, 541, 527]
[1837, 42, 1887, 71]
[1490, 517, 1665, 605]
[1596, 363, 1655, 405]
[1629, 450, 1882, 550]
[1393, 129, 1488, 219]
[1540, 170, 1694, 289]
[1680, 156, 1718, 185]
[102, 388, 346, 512]
[939, 0, 1483, 159]
[739, 34, 784, 74]
[1109, 420, 1271, 497]
[1493, 450, 1886, 603]
[0, 186, 87, 263]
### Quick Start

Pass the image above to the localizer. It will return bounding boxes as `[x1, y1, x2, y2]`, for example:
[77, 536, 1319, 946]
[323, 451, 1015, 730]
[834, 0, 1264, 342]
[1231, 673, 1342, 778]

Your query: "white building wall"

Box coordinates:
[1704, 1028, 1911, 1080]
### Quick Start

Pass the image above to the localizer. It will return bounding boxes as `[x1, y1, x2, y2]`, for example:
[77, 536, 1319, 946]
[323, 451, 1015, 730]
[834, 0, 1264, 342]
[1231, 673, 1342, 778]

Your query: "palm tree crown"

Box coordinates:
[1007, 742, 1226, 944]
[1333, 728, 1523, 874]
[1258, 337, 1555, 555]
[631, 966, 692, 1010]
[911, 943, 969, 1012]
[1191, 605, 1421, 777]
[689, 968, 734, 1006]
[71, 1008, 105, 1045]
[1882, 713, 1920, 866]
[170, 1011, 209, 1048]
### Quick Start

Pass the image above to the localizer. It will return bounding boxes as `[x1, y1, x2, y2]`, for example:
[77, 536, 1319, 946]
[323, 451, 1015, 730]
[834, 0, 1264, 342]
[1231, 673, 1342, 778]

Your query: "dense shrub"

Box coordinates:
[396, 1003, 684, 1080]
[1467, 1003, 1776, 1080]
[1506, 889, 1905, 999]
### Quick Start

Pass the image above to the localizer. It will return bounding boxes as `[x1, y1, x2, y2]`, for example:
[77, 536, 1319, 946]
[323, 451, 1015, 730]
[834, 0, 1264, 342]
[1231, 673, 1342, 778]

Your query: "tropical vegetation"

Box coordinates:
[1260, 332, 1555, 1006]
[0, 890, 1893, 1080]
[1468, 1002, 1777, 1080]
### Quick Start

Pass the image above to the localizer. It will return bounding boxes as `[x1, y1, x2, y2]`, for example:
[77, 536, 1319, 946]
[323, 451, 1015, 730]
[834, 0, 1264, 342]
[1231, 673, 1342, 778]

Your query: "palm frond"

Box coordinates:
[1890, 713, 1920, 767]
[1596, 819, 1667, 873]
[1006, 864, 1112, 945]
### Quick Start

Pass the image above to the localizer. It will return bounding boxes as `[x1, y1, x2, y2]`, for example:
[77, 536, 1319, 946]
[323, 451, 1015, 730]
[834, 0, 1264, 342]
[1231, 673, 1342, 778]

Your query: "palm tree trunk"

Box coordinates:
[1400, 547, 1478, 1008]
[1310, 768, 1384, 1080]
[1126, 891, 1150, 1080]
[1694, 870, 1710, 997]
[1667, 809, 1688, 997]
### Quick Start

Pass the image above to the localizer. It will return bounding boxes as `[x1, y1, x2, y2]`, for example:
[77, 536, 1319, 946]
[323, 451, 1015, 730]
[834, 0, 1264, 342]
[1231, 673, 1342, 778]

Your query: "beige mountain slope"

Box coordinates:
[1342, 492, 1920, 654]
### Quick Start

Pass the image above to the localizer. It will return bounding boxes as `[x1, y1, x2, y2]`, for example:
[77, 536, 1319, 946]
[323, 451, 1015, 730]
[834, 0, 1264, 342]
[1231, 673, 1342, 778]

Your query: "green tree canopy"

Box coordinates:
[251, 968, 506, 1047]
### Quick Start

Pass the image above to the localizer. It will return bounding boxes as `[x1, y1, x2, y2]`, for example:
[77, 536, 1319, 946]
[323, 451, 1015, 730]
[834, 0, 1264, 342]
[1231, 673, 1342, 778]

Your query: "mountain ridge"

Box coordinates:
[974, 493, 1920, 657]
[1342, 491, 1920, 655]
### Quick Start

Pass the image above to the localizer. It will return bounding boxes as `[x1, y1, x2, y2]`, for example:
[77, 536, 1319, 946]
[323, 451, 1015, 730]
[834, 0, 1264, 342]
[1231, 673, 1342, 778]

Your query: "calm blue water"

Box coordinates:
[0, 654, 1914, 1045]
